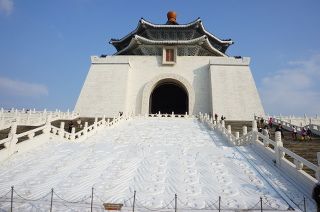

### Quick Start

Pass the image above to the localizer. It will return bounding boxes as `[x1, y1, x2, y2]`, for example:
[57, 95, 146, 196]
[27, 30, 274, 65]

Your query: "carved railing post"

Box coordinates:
[242, 126, 247, 136]
[59, 122, 65, 138]
[252, 120, 257, 132]
[275, 131, 284, 167]
[227, 125, 231, 134]
[94, 117, 98, 132]
[102, 115, 106, 125]
[70, 127, 75, 141]
[5, 121, 18, 154]
[43, 115, 51, 135]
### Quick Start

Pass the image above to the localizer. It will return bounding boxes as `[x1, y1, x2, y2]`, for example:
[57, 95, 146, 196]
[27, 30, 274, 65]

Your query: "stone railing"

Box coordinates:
[49, 114, 130, 142]
[147, 111, 192, 118]
[0, 119, 51, 161]
[267, 114, 320, 126]
[0, 108, 79, 130]
[0, 113, 130, 162]
[199, 112, 319, 197]
[257, 115, 320, 136]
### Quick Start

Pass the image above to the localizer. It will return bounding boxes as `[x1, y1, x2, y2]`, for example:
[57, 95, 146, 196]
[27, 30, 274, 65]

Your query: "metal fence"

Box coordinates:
[0, 186, 308, 212]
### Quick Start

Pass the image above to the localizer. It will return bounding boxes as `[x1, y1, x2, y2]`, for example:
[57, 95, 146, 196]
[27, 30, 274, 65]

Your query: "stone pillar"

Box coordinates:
[227, 125, 231, 134]
[5, 122, 18, 154]
[242, 126, 247, 136]
[70, 127, 75, 141]
[235, 132, 240, 139]
[94, 117, 98, 132]
[43, 115, 51, 134]
[102, 115, 106, 125]
[252, 120, 257, 132]
[275, 131, 284, 167]
[83, 122, 88, 138]
[27, 109, 31, 125]
[59, 122, 65, 138]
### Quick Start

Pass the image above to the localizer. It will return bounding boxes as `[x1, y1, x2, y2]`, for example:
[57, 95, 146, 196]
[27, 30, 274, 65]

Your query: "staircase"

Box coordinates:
[0, 117, 309, 211]
[226, 120, 320, 176]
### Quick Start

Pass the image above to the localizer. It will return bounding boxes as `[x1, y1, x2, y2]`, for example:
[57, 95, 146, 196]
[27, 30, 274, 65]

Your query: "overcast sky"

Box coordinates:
[0, 0, 319, 116]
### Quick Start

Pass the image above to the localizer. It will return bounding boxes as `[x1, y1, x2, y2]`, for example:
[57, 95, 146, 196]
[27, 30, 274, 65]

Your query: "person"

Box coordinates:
[275, 124, 284, 139]
[307, 127, 312, 141]
[260, 117, 265, 128]
[313, 183, 320, 212]
[268, 117, 273, 129]
[292, 126, 297, 140]
[68, 121, 73, 133]
[214, 114, 218, 121]
[301, 128, 307, 141]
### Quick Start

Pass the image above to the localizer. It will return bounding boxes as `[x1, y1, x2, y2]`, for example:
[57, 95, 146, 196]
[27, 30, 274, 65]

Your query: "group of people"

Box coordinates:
[214, 113, 226, 123]
[257, 117, 313, 141]
[292, 126, 312, 141]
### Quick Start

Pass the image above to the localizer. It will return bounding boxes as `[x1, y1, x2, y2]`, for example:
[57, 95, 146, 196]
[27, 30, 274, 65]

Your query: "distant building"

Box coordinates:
[75, 12, 264, 120]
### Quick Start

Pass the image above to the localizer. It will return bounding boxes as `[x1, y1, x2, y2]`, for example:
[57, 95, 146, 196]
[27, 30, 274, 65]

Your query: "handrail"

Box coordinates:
[256, 115, 320, 136]
[279, 146, 318, 171]
[199, 112, 320, 189]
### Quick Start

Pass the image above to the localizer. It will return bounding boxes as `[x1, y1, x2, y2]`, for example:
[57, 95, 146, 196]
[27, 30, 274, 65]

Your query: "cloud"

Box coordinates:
[260, 54, 320, 116]
[0, 0, 13, 16]
[0, 77, 48, 97]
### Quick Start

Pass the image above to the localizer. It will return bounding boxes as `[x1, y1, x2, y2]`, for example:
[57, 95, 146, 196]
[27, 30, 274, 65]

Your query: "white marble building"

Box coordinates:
[75, 12, 264, 120]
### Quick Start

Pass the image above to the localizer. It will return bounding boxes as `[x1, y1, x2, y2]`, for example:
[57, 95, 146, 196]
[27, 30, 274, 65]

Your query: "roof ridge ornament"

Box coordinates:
[166, 11, 178, 25]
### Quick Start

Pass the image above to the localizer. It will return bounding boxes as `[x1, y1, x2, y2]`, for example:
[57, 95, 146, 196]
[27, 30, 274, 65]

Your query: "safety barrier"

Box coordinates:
[0, 187, 303, 211]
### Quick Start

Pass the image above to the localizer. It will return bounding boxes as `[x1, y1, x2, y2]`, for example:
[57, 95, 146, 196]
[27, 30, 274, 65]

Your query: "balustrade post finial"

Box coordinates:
[242, 126, 247, 136]
[59, 122, 65, 138]
[252, 120, 257, 132]
[227, 125, 231, 134]
[102, 115, 106, 125]
[235, 131, 239, 139]
[83, 122, 88, 138]
[275, 131, 284, 167]
[71, 127, 75, 141]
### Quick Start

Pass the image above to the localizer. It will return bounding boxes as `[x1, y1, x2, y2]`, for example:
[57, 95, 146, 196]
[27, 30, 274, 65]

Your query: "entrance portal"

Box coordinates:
[150, 82, 188, 114]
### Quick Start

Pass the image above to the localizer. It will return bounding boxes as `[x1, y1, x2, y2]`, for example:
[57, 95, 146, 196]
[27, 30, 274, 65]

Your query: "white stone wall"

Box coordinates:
[75, 55, 265, 120]
[209, 57, 265, 120]
[75, 57, 130, 117]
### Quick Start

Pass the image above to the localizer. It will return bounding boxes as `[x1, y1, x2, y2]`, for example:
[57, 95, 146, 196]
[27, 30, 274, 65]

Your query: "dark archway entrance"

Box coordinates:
[150, 81, 188, 114]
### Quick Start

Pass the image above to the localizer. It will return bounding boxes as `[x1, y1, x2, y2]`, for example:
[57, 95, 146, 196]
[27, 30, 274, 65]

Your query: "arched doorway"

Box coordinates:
[149, 81, 188, 114]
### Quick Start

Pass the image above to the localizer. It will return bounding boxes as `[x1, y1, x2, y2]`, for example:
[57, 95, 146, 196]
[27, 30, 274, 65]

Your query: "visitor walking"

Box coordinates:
[268, 117, 273, 129]
[292, 126, 297, 140]
[68, 121, 73, 133]
[307, 127, 312, 141]
[301, 128, 307, 141]
[275, 124, 284, 139]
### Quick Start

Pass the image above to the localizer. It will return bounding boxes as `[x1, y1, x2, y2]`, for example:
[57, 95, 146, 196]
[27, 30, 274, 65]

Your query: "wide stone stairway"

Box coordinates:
[0, 117, 314, 211]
